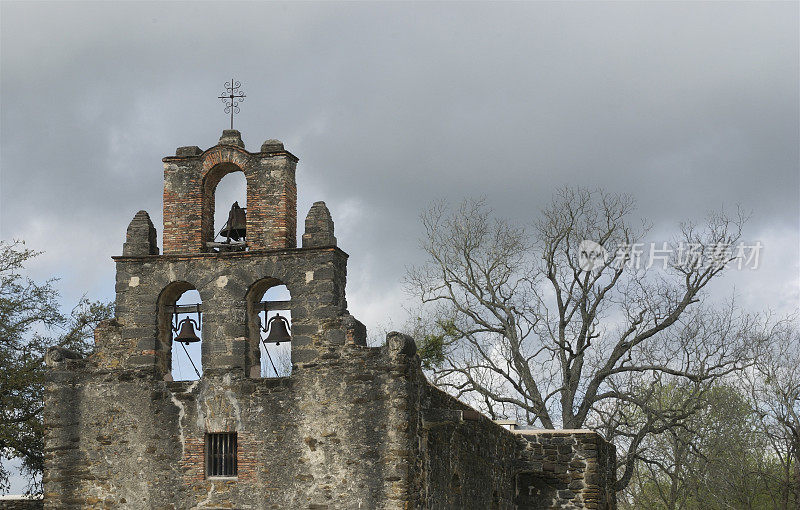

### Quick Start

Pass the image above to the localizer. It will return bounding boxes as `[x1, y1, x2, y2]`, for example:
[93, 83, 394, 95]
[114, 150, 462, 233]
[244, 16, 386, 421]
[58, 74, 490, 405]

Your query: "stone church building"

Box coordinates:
[38, 130, 617, 509]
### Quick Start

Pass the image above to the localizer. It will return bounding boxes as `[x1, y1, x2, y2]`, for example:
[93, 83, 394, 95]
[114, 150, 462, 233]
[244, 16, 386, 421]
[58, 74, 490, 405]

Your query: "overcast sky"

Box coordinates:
[0, 0, 798, 489]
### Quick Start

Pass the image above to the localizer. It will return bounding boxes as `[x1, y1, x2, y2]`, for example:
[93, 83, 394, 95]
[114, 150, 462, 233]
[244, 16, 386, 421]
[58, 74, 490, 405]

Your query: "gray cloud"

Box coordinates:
[1, 1, 797, 332]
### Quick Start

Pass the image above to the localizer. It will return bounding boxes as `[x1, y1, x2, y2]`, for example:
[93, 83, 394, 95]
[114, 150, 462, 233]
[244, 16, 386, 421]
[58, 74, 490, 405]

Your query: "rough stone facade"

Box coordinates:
[42, 131, 617, 509]
[0, 498, 43, 510]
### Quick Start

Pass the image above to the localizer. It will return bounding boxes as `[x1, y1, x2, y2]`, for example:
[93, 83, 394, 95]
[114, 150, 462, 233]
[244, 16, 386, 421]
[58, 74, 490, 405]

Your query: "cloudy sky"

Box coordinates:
[0, 0, 798, 488]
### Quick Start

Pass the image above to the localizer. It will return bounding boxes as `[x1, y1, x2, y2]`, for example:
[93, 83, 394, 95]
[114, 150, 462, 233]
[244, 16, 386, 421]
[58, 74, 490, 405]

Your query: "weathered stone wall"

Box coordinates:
[365, 333, 617, 510]
[44, 331, 616, 509]
[409, 381, 519, 508]
[45, 247, 617, 509]
[514, 431, 616, 509]
[0, 498, 43, 510]
[108, 246, 352, 378]
[408, 376, 615, 508]
[44, 341, 413, 509]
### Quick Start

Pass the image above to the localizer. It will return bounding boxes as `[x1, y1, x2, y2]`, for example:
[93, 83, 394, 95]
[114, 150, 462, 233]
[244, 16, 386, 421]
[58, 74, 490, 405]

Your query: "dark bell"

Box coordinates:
[266, 314, 291, 345]
[219, 201, 247, 240]
[174, 318, 201, 344]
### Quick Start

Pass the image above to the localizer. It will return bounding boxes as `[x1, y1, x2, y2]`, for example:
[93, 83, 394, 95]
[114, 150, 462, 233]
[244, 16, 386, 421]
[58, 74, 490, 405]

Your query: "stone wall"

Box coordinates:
[514, 431, 616, 509]
[44, 341, 414, 509]
[44, 331, 616, 509]
[109, 246, 352, 377]
[386, 332, 616, 510]
[0, 498, 43, 510]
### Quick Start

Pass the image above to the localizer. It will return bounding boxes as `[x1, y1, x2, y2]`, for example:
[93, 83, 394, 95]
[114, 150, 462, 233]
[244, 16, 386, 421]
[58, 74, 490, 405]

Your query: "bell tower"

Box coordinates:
[105, 129, 365, 380]
[162, 130, 298, 254]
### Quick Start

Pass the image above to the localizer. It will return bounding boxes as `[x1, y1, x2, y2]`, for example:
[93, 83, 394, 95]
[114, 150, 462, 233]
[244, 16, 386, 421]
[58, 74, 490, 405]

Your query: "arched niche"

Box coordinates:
[157, 281, 203, 381]
[246, 278, 294, 378]
[214, 171, 247, 240]
[201, 162, 252, 250]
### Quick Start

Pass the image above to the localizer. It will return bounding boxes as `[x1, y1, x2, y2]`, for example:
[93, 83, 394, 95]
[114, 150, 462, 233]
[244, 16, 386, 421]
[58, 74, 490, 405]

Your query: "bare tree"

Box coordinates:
[406, 188, 760, 490]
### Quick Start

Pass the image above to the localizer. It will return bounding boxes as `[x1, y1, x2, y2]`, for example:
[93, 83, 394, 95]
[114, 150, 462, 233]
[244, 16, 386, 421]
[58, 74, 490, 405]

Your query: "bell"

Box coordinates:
[219, 201, 247, 240]
[265, 314, 291, 345]
[174, 317, 201, 344]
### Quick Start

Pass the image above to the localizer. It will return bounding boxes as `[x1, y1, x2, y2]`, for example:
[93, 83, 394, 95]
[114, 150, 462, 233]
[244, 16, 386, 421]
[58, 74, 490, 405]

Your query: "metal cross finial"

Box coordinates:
[218, 78, 246, 130]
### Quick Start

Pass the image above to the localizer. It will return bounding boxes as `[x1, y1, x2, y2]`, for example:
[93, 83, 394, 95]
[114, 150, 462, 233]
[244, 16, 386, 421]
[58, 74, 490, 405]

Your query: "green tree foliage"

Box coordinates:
[0, 240, 112, 494]
[415, 319, 457, 370]
[622, 378, 798, 509]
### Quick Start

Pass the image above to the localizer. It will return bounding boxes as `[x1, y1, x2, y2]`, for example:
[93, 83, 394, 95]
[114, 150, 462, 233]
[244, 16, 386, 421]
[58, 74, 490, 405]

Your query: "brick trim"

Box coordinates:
[179, 432, 262, 486]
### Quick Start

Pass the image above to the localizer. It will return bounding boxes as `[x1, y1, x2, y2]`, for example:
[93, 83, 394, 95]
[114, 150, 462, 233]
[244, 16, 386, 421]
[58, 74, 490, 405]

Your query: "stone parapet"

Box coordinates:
[302, 201, 337, 248]
[122, 210, 158, 256]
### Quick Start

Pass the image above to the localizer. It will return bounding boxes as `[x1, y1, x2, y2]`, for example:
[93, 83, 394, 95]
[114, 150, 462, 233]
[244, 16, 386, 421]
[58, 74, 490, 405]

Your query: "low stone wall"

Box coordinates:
[515, 430, 616, 509]
[43, 340, 419, 509]
[402, 353, 617, 509]
[0, 497, 44, 510]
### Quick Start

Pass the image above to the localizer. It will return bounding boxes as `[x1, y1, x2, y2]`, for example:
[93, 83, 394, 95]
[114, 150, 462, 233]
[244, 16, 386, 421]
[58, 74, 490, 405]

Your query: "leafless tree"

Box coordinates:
[406, 188, 761, 490]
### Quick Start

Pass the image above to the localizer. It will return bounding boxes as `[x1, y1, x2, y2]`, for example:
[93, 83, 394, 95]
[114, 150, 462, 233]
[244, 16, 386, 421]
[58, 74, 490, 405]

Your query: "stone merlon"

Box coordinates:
[122, 210, 158, 256]
[302, 201, 337, 248]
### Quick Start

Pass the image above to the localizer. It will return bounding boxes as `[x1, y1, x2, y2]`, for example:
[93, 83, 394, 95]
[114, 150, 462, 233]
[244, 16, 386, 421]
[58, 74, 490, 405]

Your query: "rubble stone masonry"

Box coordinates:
[41, 131, 616, 509]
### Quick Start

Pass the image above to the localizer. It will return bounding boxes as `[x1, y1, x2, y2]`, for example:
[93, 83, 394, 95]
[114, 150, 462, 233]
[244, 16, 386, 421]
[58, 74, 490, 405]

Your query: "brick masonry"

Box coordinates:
[162, 130, 297, 254]
[42, 131, 617, 509]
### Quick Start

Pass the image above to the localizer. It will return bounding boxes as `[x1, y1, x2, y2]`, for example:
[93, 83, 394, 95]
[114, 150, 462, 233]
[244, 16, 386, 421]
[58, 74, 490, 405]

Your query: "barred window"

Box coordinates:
[206, 432, 237, 477]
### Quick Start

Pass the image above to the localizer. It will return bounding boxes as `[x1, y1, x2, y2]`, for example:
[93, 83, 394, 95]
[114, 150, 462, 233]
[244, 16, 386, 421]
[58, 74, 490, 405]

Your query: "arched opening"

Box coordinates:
[158, 282, 203, 381]
[214, 171, 246, 240]
[202, 163, 248, 252]
[247, 279, 292, 378]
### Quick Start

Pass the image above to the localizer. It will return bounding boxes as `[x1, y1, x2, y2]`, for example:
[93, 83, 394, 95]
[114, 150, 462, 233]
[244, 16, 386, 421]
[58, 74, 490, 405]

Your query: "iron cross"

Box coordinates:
[218, 78, 246, 130]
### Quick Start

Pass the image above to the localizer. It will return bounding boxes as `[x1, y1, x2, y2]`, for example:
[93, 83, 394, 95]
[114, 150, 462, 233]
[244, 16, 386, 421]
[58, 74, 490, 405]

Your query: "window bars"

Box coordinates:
[206, 432, 237, 477]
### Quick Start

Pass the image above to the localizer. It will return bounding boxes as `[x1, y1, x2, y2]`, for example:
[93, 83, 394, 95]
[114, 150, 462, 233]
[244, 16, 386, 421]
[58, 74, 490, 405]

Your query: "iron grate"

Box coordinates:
[206, 432, 238, 477]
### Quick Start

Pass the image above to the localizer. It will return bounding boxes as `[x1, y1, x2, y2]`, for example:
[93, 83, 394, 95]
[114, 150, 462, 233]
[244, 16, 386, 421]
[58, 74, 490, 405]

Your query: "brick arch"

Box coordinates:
[200, 145, 256, 250]
[201, 160, 253, 249]
[201, 145, 250, 174]
[163, 142, 296, 253]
